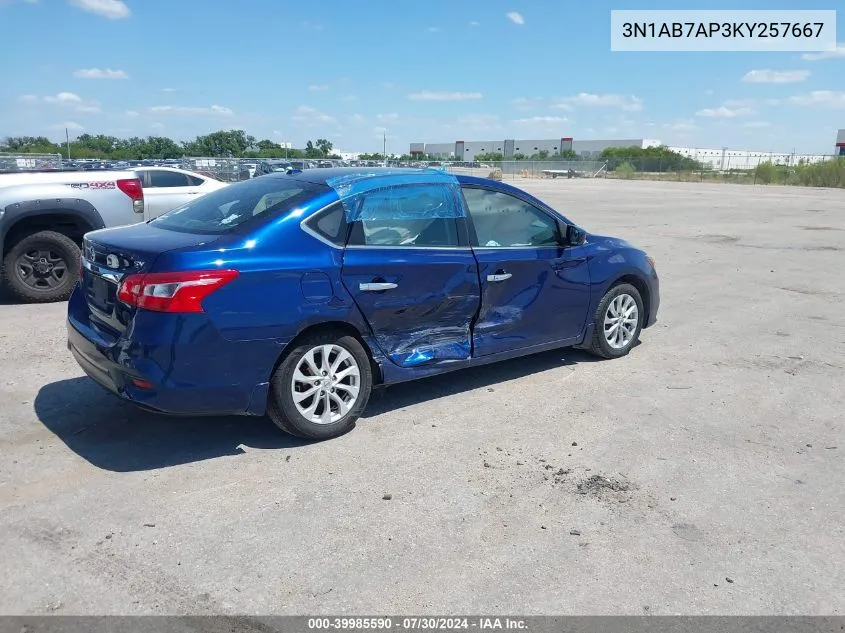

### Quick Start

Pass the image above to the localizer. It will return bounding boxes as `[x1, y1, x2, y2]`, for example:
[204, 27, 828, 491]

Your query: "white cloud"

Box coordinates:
[125, 110, 139, 117]
[801, 43, 845, 61]
[308, 84, 329, 91]
[696, 106, 755, 118]
[377, 113, 400, 122]
[744, 121, 772, 128]
[506, 11, 524, 25]
[35, 91, 100, 113]
[742, 69, 810, 84]
[722, 98, 756, 107]
[512, 97, 547, 110]
[557, 92, 643, 111]
[44, 92, 82, 104]
[49, 121, 83, 131]
[469, 20, 480, 26]
[663, 120, 698, 133]
[68, 0, 130, 19]
[452, 114, 502, 132]
[73, 67, 128, 79]
[512, 115, 569, 124]
[149, 105, 234, 116]
[788, 90, 845, 108]
[292, 105, 337, 125]
[407, 90, 483, 101]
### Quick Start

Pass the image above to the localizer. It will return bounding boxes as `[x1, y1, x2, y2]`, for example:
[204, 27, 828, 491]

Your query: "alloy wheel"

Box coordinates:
[291, 344, 361, 425]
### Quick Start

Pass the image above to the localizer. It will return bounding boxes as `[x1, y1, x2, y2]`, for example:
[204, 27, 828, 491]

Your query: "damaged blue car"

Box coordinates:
[67, 168, 659, 439]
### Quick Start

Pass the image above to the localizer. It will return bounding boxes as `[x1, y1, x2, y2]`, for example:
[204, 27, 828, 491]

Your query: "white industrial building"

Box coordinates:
[411, 136, 834, 170]
[411, 138, 661, 161]
[668, 147, 830, 170]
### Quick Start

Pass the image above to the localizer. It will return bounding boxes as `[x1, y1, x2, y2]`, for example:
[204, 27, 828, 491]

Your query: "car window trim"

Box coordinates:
[300, 200, 347, 249]
[459, 184, 565, 249]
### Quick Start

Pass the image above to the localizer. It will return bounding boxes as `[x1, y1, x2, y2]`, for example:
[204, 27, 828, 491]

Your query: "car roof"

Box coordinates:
[277, 166, 450, 186]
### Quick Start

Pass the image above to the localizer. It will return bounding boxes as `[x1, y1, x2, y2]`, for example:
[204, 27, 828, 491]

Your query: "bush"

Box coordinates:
[754, 161, 776, 184]
[488, 168, 503, 181]
[616, 162, 636, 179]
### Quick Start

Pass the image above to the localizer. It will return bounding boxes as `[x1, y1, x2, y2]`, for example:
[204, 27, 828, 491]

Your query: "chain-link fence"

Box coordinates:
[597, 155, 845, 187]
[444, 161, 607, 181]
[0, 153, 64, 172]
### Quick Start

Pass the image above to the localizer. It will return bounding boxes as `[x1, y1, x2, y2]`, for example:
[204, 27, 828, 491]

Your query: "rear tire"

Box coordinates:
[2, 231, 80, 303]
[267, 331, 373, 440]
[586, 283, 644, 359]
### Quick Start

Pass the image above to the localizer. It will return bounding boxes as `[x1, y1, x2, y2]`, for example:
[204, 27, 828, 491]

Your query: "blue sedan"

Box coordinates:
[67, 168, 659, 439]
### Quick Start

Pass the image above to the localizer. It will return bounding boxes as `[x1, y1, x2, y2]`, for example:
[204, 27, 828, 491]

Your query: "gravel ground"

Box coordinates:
[0, 179, 843, 615]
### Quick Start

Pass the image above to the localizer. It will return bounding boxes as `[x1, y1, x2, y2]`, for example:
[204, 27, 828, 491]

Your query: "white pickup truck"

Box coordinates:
[0, 169, 145, 303]
[0, 166, 228, 303]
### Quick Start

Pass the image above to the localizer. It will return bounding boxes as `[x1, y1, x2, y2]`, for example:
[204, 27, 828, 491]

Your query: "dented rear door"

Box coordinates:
[339, 182, 480, 368]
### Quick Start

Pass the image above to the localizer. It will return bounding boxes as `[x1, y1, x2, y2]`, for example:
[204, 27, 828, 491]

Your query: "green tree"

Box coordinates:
[315, 138, 333, 156]
[475, 152, 504, 162]
[512, 153, 527, 161]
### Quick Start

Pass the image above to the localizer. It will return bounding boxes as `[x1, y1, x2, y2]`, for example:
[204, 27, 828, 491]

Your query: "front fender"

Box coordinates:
[0, 195, 104, 249]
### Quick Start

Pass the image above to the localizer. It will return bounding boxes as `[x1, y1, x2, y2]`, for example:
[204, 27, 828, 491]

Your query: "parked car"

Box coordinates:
[254, 160, 293, 177]
[132, 166, 228, 220]
[0, 168, 144, 302]
[68, 168, 659, 440]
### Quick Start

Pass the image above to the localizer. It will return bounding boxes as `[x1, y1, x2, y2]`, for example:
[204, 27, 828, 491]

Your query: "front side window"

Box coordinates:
[347, 184, 460, 247]
[462, 187, 560, 248]
[150, 178, 328, 234]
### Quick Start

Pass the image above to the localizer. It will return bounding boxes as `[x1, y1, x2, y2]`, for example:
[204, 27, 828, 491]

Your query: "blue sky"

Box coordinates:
[0, 0, 843, 154]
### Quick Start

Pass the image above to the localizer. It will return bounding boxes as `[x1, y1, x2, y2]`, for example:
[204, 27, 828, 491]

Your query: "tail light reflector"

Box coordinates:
[117, 178, 145, 214]
[117, 270, 239, 313]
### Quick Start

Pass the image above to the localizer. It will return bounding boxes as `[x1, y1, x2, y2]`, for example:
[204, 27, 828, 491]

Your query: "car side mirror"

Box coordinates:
[563, 223, 586, 247]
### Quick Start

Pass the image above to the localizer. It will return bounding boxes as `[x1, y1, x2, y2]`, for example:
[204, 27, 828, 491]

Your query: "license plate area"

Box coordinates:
[86, 272, 117, 315]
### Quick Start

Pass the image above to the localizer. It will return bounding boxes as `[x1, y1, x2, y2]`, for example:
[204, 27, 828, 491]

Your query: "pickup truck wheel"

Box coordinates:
[2, 231, 80, 303]
[267, 331, 373, 440]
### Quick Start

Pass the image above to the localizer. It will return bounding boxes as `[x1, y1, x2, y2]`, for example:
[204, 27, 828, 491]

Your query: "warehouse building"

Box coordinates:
[410, 138, 661, 161]
[836, 129, 845, 156]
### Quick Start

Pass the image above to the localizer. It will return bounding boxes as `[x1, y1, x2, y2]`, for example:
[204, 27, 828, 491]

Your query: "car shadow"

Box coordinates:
[34, 378, 308, 473]
[363, 347, 603, 417]
[35, 347, 606, 473]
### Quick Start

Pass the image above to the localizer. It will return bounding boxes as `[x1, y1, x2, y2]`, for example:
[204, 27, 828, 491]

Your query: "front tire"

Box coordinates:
[267, 331, 373, 440]
[587, 283, 644, 359]
[2, 230, 80, 303]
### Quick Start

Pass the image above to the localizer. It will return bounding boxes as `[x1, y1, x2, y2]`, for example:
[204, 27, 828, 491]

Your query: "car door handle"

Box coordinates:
[359, 282, 398, 291]
[487, 272, 512, 282]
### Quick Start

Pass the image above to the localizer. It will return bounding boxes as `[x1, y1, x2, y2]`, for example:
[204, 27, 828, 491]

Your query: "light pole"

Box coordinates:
[383, 130, 387, 166]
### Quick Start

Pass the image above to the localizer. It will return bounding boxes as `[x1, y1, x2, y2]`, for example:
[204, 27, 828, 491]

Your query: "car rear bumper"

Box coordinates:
[67, 288, 285, 416]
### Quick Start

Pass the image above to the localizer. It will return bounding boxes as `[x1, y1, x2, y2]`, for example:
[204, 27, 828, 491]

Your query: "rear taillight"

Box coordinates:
[117, 270, 239, 313]
[117, 178, 145, 214]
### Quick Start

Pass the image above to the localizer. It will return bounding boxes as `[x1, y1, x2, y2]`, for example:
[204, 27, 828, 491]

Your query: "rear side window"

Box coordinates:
[148, 170, 191, 188]
[346, 184, 460, 248]
[304, 202, 347, 246]
[150, 177, 328, 234]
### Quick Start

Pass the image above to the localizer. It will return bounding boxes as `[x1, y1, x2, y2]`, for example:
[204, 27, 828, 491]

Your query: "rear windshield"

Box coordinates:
[150, 177, 328, 234]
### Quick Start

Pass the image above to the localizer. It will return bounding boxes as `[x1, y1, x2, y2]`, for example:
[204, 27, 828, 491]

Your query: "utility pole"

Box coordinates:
[383, 131, 387, 166]
[66, 128, 71, 160]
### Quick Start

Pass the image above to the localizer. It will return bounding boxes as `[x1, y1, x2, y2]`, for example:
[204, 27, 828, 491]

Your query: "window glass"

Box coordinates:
[150, 177, 328, 234]
[148, 170, 191, 188]
[187, 175, 205, 186]
[462, 187, 559, 248]
[347, 184, 459, 247]
[304, 202, 347, 246]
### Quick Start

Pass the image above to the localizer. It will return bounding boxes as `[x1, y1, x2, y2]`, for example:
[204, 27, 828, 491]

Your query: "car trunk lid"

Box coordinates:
[81, 224, 222, 335]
